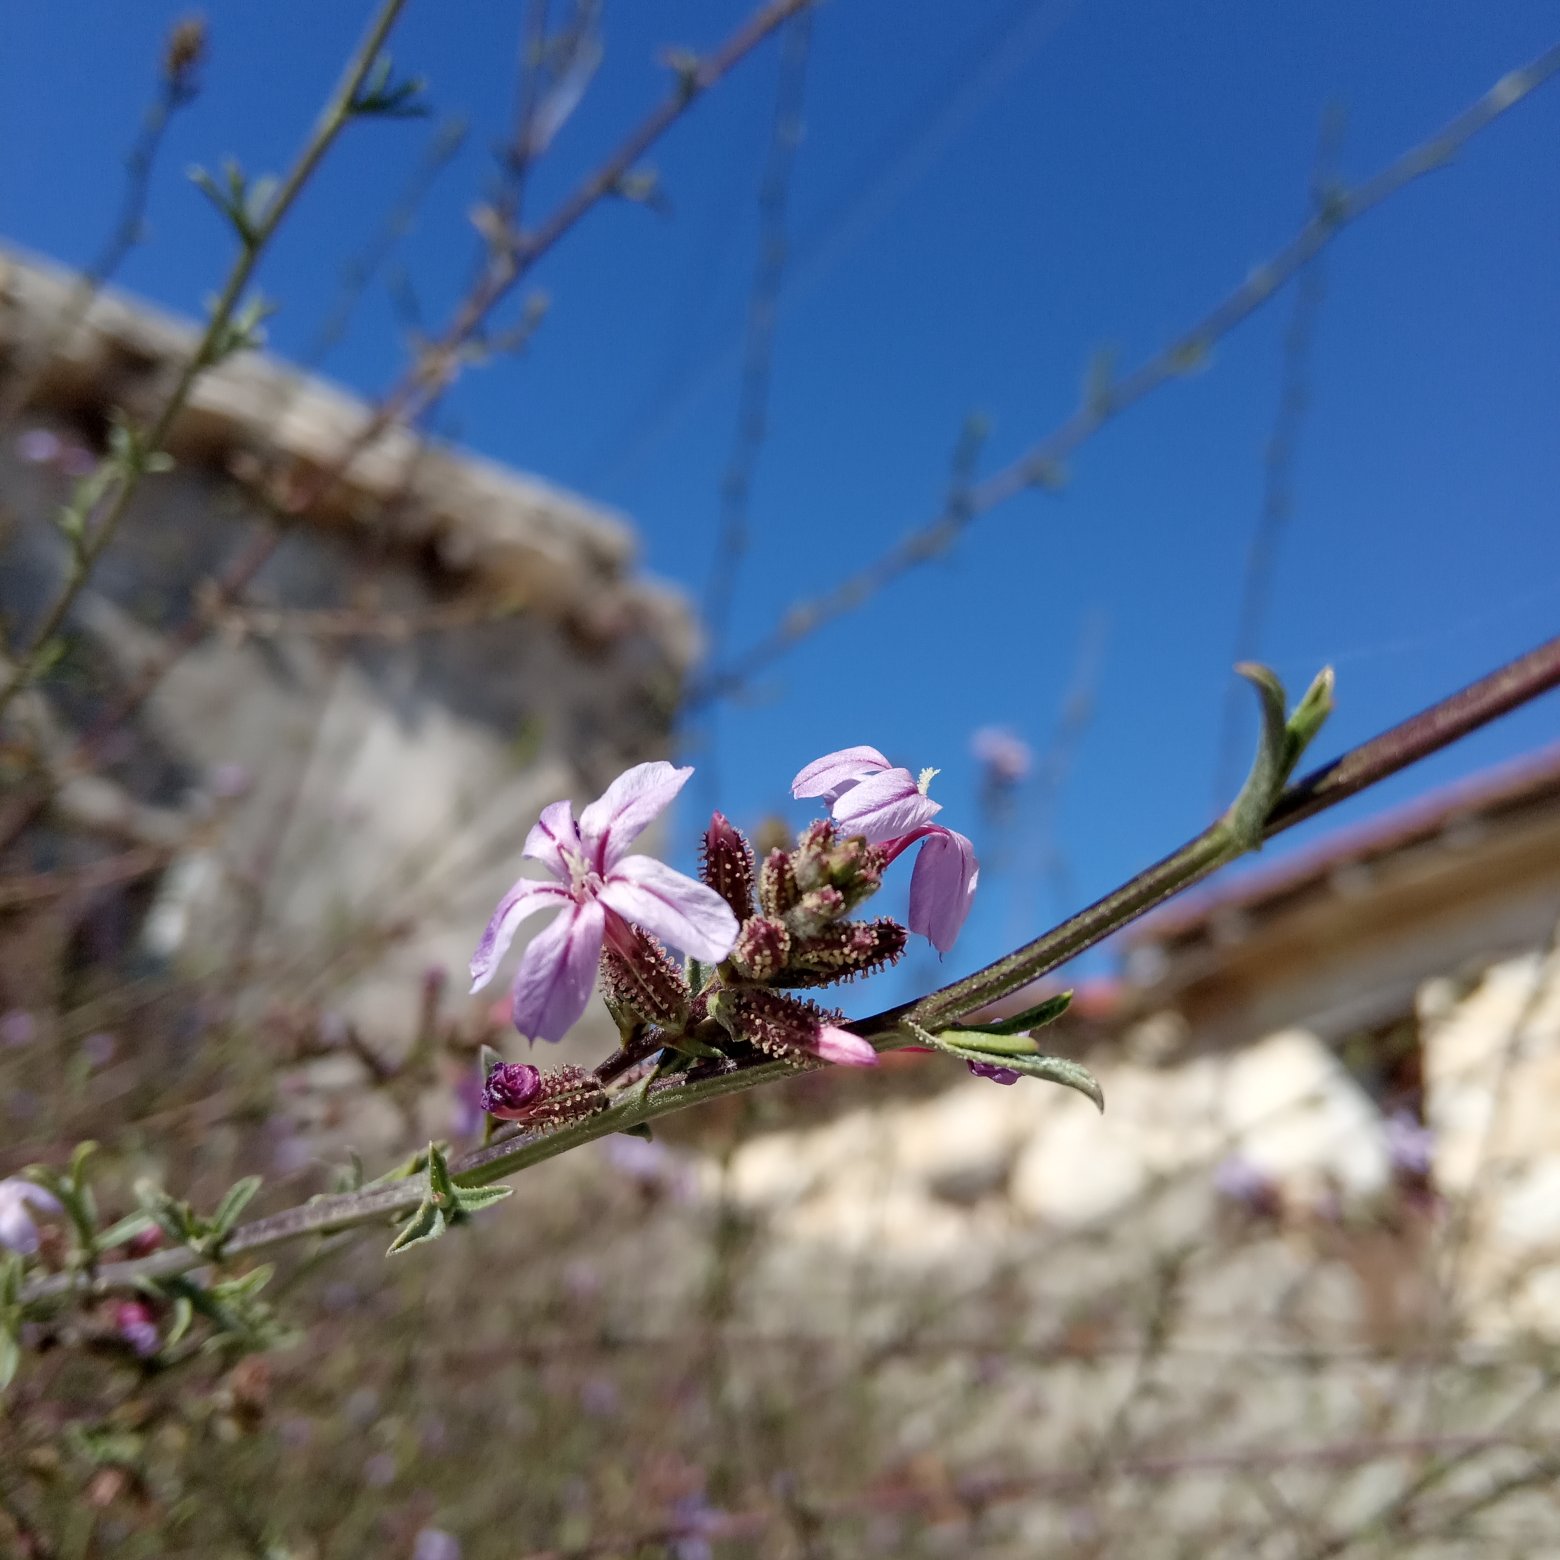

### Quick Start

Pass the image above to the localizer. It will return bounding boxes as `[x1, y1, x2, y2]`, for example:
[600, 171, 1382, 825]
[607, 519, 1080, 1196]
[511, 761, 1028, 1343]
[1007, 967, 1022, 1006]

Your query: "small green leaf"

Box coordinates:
[450, 1184, 512, 1214]
[212, 1176, 262, 1238]
[166, 1294, 195, 1347]
[479, 1044, 505, 1081]
[906, 1018, 1104, 1112]
[939, 1028, 1042, 1058]
[1, 1253, 21, 1308]
[948, 991, 1073, 1038]
[212, 1264, 273, 1302]
[190, 159, 260, 245]
[350, 54, 428, 118]
[135, 1180, 195, 1244]
[386, 1199, 446, 1256]
[424, 1142, 458, 1206]
[94, 1212, 156, 1253]
[1224, 663, 1334, 848]
[937, 1037, 1105, 1111]
[0, 1330, 18, 1393]
[663, 1033, 726, 1059]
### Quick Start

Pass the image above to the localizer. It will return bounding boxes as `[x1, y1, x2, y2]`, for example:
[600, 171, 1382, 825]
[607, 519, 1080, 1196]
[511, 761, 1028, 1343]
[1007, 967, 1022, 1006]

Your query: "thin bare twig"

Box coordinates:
[0, 0, 814, 857]
[0, 0, 414, 722]
[695, 3, 813, 825]
[696, 43, 1560, 705]
[0, 15, 205, 424]
[1213, 106, 1344, 804]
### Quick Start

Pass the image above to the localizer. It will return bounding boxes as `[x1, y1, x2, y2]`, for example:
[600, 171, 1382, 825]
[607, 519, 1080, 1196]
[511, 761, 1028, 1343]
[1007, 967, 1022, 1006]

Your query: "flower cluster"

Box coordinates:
[469, 748, 980, 1122]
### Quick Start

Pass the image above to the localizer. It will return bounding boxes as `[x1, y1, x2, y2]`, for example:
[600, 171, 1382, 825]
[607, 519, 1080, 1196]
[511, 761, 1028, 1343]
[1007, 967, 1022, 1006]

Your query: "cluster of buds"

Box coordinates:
[582, 813, 902, 1072]
[716, 814, 907, 988]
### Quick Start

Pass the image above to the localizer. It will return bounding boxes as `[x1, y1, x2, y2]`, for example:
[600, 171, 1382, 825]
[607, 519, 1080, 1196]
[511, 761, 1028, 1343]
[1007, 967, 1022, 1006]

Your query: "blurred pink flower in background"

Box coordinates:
[0, 1178, 61, 1255]
[971, 726, 1033, 786]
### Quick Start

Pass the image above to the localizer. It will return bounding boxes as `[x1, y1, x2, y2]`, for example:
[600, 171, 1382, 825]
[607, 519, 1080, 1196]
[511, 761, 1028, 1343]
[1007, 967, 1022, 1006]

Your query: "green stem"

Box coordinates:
[0, 0, 411, 721]
[20, 634, 1560, 1305]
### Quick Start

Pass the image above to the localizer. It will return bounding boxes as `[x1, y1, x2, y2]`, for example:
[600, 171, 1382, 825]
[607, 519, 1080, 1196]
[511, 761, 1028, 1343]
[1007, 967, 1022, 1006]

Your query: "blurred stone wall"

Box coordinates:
[0, 244, 695, 1051]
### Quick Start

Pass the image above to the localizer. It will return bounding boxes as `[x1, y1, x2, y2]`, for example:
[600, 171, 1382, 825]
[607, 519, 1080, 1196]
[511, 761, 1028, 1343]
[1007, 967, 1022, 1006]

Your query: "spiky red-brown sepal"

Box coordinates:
[701, 811, 757, 921]
[599, 925, 690, 1026]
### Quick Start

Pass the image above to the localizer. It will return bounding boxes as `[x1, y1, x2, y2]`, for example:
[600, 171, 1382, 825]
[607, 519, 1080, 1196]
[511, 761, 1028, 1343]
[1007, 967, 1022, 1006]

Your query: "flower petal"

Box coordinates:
[0, 1204, 38, 1255]
[16, 1182, 61, 1214]
[522, 799, 579, 881]
[469, 878, 571, 992]
[908, 827, 979, 953]
[831, 767, 942, 843]
[509, 898, 606, 1043]
[598, 855, 740, 962]
[578, 761, 693, 874]
[791, 745, 891, 803]
[967, 1060, 1020, 1085]
[814, 1026, 878, 1067]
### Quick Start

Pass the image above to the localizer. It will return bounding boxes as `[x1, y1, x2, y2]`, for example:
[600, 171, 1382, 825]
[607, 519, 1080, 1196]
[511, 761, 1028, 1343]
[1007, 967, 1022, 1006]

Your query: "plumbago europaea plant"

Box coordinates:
[0, 662, 1338, 1377]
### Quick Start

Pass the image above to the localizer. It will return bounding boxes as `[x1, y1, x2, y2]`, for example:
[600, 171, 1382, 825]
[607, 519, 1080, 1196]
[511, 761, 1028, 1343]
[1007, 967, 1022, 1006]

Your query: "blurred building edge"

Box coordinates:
[1115, 742, 1560, 1059]
[0, 242, 697, 1050]
[714, 744, 1560, 1351]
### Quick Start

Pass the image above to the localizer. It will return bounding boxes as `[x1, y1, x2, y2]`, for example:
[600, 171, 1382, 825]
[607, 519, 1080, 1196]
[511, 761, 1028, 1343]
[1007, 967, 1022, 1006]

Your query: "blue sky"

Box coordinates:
[3, 0, 1557, 997]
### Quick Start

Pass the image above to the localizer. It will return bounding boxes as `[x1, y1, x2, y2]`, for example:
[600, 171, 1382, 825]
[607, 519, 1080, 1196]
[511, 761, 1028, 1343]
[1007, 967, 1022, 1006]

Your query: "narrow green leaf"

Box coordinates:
[1225, 663, 1334, 848]
[1, 1253, 21, 1308]
[386, 1200, 446, 1256]
[212, 1264, 273, 1302]
[0, 1331, 18, 1392]
[940, 1040, 1105, 1111]
[948, 991, 1073, 1037]
[94, 1212, 156, 1253]
[424, 1143, 457, 1206]
[165, 1294, 194, 1348]
[663, 1033, 726, 1059]
[212, 1176, 262, 1237]
[450, 1184, 512, 1214]
[937, 1028, 1042, 1058]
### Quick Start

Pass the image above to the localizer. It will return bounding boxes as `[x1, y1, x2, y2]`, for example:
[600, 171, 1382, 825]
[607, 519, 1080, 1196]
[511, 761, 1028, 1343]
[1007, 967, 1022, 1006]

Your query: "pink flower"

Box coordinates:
[0, 1177, 61, 1255]
[967, 1060, 1021, 1085]
[114, 1299, 160, 1358]
[791, 745, 942, 841]
[815, 1024, 878, 1067]
[471, 762, 739, 1042]
[793, 747, 979, 954]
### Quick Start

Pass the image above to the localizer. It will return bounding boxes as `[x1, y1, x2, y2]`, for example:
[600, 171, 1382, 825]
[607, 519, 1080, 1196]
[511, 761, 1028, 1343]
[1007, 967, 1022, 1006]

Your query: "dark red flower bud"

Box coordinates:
[480, 1062, 607, 1128]
[529, 1065, 608, 1126]
[701, 812, 757, 921]
[758, 847, 800, 918]
[712, 988, 874, 1067]
[786, 885, 846, 938]
[732, 916, 792, 981]
[790, 819, 837, 891]
[480, 1062, 543, 1120]
[786, 918, 907, 983]
[599, 925, 690, 1026]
